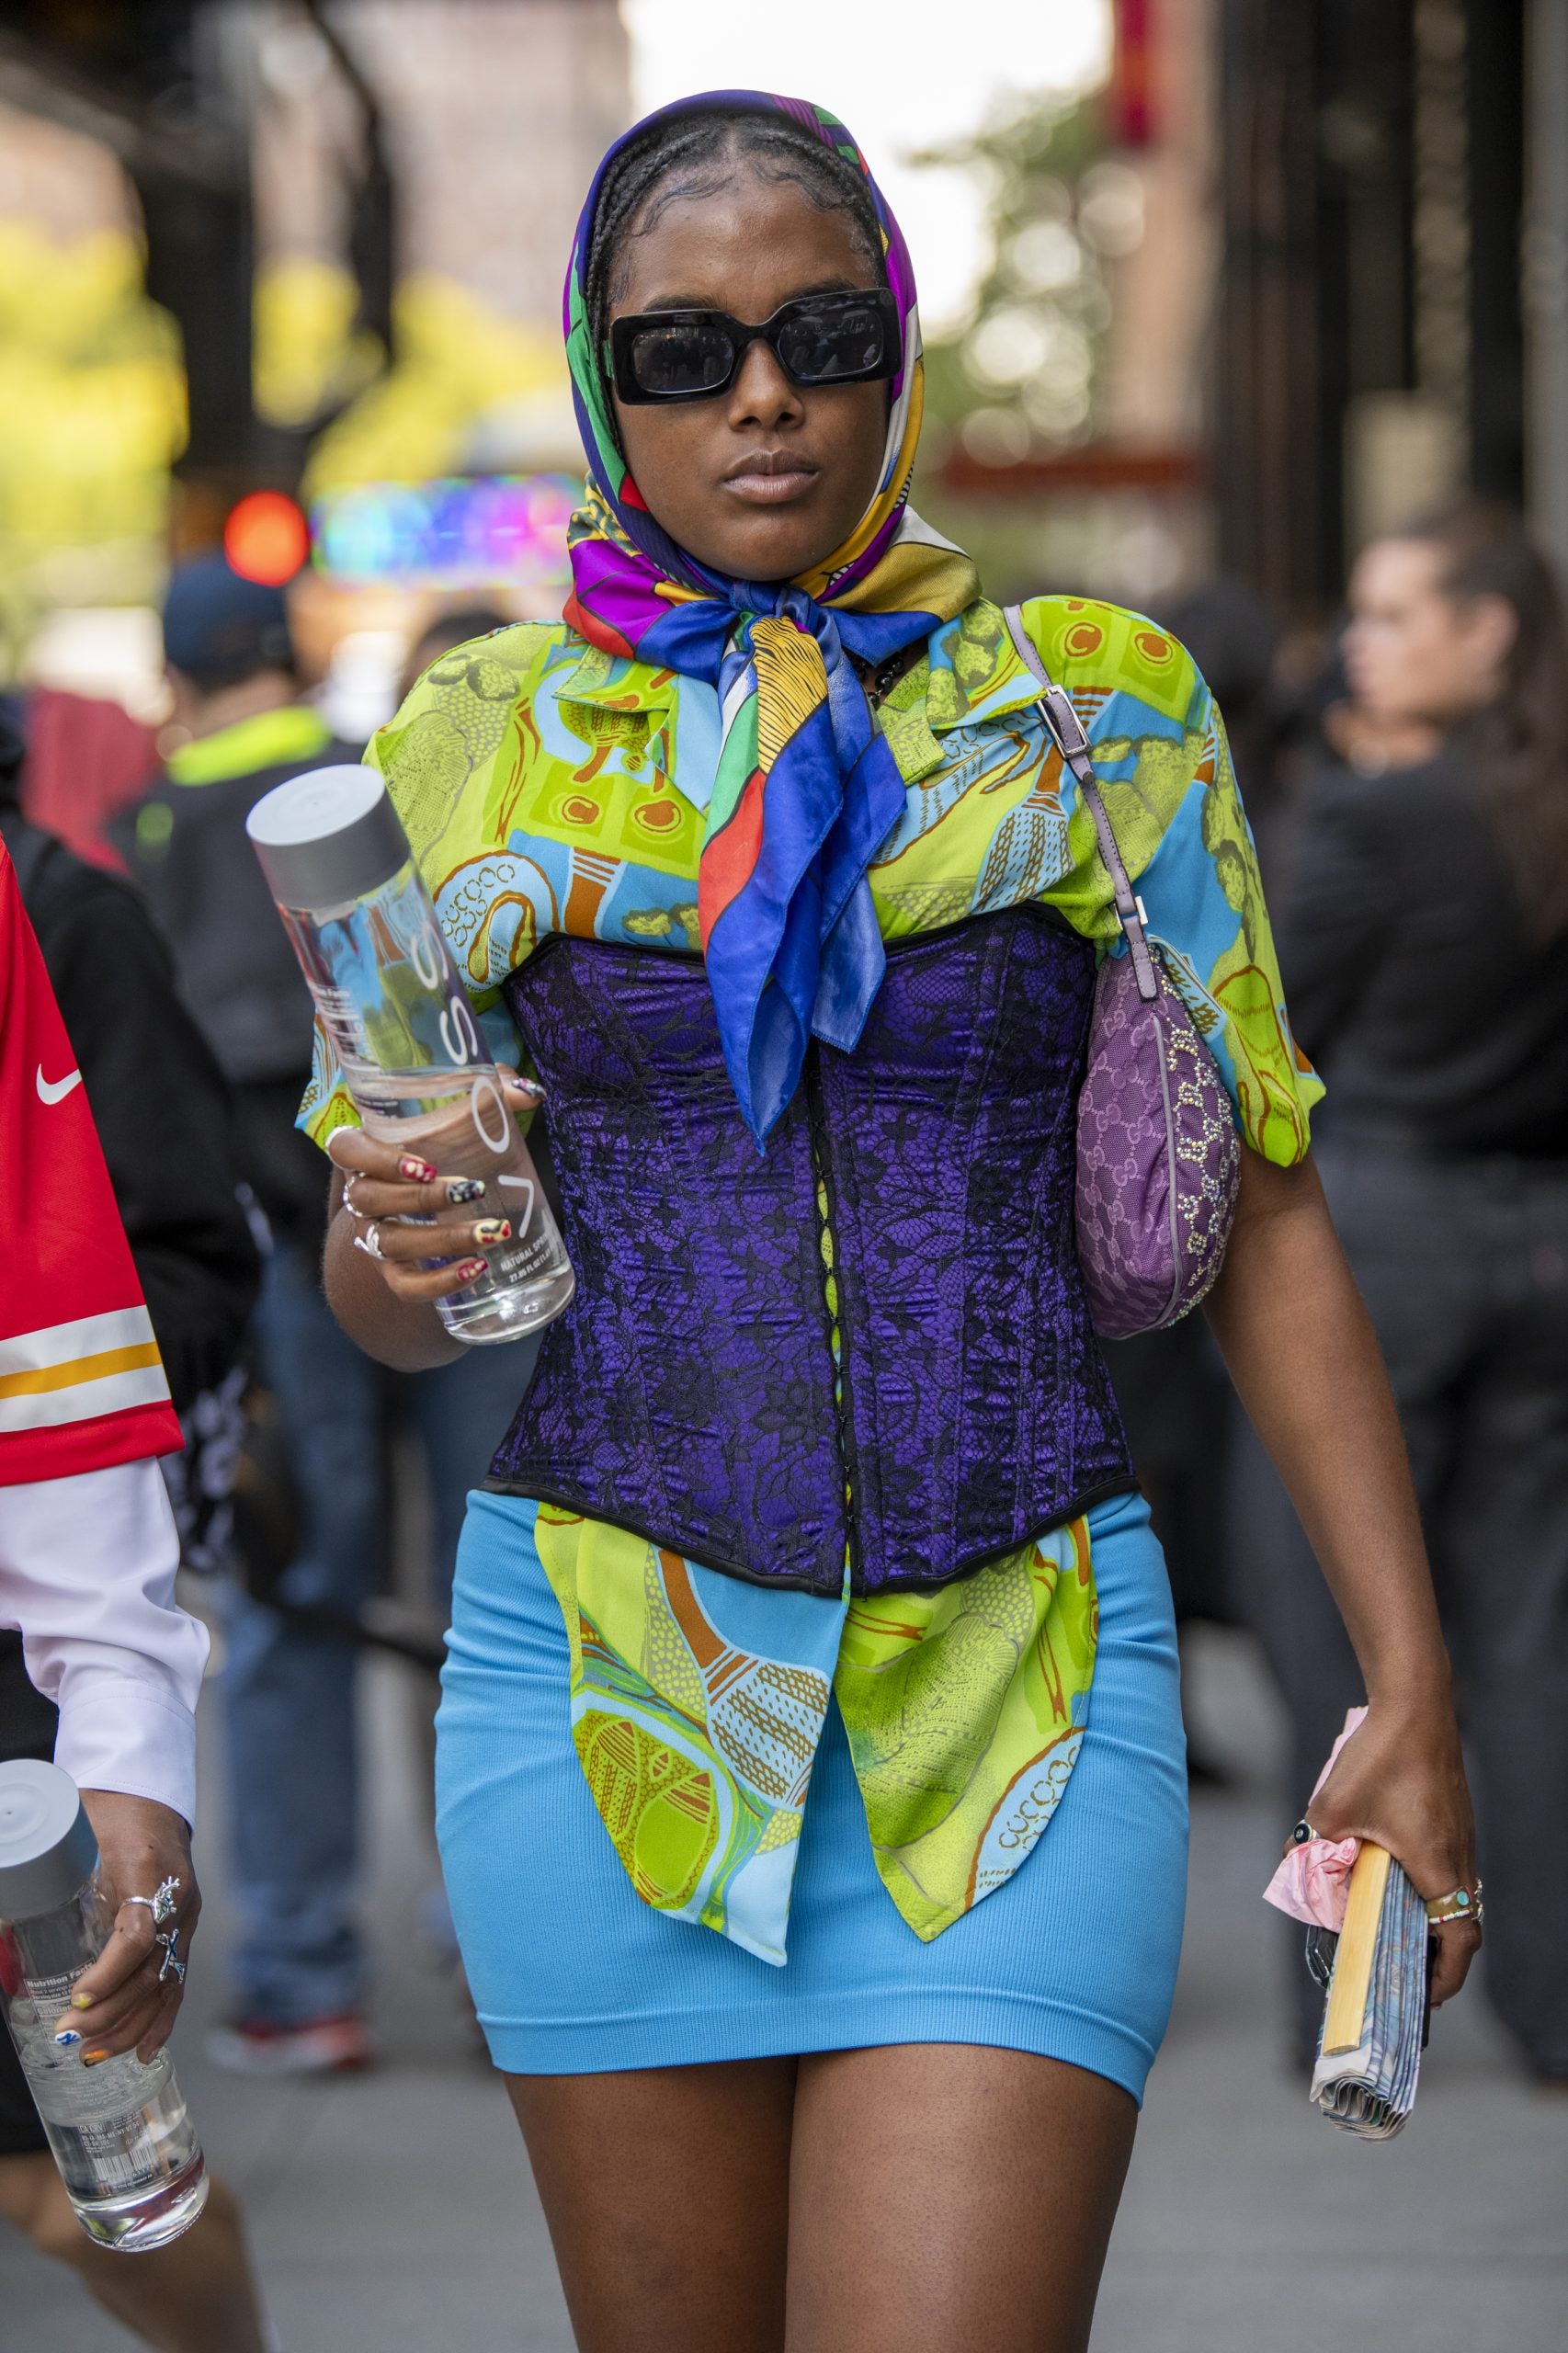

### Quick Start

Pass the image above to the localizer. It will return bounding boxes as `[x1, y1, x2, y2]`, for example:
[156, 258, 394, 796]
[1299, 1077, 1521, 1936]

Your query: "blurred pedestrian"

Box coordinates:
[1241, 500, 1568, 2082]
[317, 93, 1479, 2347]
[10, 682, 159, 870]
[0, 824, 267, 2351]
[118, 555, 528, 2076]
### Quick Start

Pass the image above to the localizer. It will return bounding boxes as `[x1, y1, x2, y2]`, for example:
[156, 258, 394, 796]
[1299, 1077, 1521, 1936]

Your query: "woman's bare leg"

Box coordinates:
[0, 2155, 268, 2353]
[506, 2057, 798, 2353]
[785, 2045, 1137, 2353]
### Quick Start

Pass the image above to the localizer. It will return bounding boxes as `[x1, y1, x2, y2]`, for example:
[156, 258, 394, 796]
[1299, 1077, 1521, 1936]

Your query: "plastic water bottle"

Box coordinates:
[247, 764, 574, 1345]
[0, 1760, 207, 2251]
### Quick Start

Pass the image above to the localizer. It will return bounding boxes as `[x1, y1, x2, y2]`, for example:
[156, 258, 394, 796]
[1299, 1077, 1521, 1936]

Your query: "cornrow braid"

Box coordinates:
[585, 108, 886, 369]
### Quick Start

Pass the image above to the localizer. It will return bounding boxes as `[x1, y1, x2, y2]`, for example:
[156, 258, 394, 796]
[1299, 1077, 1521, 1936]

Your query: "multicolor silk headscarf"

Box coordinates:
[562, 90, 980, 1143]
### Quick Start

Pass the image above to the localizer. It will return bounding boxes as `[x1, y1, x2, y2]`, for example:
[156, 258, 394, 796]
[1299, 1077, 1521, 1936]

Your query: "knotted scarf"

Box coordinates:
[562, 90, 979, 1142]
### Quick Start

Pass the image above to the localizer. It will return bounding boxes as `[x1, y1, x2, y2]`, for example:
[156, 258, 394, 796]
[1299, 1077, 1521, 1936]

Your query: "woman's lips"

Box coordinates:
[722, 454, 820, 504]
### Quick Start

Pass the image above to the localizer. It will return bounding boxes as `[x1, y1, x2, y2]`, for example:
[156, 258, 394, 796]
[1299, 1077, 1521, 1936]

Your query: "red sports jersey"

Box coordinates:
[0, 836, 181, 1482]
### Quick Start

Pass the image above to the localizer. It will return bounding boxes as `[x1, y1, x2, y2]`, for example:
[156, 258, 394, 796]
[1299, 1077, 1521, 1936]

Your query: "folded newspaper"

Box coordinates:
[1303, 1843, 1431, 2139]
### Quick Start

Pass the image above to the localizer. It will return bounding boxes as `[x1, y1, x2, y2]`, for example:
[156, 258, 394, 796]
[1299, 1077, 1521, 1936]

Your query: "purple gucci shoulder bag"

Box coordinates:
[1002, 606, 1241, 1337]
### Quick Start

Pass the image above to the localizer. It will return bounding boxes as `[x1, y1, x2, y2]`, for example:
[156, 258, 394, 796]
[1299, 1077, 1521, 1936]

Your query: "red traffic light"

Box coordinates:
[224, 491, 310, 586]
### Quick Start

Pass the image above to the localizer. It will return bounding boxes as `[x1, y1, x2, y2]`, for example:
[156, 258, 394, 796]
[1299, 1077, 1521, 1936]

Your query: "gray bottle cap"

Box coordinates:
[0, 1761, 97, 1920]
[245, 764, 413, 912]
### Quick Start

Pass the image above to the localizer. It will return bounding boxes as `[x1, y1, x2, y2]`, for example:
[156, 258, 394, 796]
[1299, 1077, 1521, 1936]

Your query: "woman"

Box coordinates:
[1244, 501, 1568, 2086]
[315, 95, 1479, 2351]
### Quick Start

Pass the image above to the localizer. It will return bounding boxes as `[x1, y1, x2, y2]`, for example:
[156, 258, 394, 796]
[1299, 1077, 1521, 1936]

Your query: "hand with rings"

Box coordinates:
[54, 1795, 200, 2065]
[1289, 1702, 1482, 2011]
[325, 1070, 546, 1306]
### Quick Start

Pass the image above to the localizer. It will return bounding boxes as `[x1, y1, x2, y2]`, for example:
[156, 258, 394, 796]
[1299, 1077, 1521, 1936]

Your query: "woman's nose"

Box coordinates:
[727, 337, 804, 430]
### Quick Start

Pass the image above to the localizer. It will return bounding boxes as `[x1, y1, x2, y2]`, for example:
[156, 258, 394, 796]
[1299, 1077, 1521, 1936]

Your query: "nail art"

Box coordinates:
[83, 2051, 108, 2068]
[71, 1992, 92, 2010]
[446, 1176, 484, 1205]
[53, 2028, 81, 2047]
[456, 1257, 488, 1281]
[473, 1218, 511, 1245]
[399, 1155, 437, 1182]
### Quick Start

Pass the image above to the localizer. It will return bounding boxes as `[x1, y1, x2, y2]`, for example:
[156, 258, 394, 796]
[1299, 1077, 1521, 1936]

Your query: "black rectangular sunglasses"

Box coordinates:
[608, 287, 900, 405]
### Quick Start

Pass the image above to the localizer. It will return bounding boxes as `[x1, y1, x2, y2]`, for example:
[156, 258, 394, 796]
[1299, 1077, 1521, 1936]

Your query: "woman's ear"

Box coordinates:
[1461, 590, 1518, 688]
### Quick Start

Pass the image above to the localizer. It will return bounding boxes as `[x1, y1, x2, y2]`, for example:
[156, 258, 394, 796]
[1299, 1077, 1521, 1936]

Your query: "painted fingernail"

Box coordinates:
[473, 1218, 511, 1245]
[456, 1257, 488, 1281]
[446, 1176, 484, 1205]
[83, 2051, 109, 2068]
[54, 2028, 81, 2047]
[399, 1154, 437, 1182]
[71, 1993, 93, 2010]
[515, 1074, 545, 1098]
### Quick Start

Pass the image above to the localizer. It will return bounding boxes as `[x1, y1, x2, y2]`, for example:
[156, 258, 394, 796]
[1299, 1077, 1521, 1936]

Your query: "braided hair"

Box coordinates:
[585, 108, 886, 367]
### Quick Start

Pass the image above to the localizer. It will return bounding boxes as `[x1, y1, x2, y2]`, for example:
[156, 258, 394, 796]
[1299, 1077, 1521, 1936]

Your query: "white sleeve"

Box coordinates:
[0, 1458, 209, 1825]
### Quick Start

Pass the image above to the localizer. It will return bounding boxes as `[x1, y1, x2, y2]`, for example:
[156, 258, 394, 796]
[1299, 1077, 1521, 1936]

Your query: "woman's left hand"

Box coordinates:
[55, 1793, 200, 2063]
[1303, 1699, 1481, 2006]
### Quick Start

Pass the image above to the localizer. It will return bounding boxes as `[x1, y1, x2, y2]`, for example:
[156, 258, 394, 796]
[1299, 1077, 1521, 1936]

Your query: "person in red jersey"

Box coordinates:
[0, 837, 268, 2350]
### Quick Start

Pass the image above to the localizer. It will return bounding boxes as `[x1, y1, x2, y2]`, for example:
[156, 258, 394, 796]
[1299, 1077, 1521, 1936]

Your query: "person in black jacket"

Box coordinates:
[1239, 501, 1568, 2082]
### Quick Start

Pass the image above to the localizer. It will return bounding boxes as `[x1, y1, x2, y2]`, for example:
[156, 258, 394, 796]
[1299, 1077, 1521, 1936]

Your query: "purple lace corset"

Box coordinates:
[488, 904, 1134, 1596]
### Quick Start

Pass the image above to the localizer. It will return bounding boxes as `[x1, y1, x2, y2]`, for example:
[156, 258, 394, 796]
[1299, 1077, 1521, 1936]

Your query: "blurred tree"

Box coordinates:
[253, 256, 383, 433]
[917, 95, 1118, 460]
[911, 91, 1150, 597]
[0, 218, 185, 658]
[299, 273, 571, 499]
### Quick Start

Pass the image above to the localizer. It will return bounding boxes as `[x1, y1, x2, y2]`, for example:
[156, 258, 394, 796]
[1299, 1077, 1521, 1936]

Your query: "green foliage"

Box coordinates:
[0, 220, 185, 660]
[909, 92, 1143, 597]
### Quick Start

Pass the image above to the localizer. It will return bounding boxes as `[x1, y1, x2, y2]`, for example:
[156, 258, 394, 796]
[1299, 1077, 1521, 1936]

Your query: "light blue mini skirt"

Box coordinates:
[435, 1485, 1187, 2104]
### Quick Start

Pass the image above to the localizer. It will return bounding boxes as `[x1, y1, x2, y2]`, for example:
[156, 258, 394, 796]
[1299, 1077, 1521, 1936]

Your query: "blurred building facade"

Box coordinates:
[1213, 0, 1552, 613]
[2, 0, 1561, 669]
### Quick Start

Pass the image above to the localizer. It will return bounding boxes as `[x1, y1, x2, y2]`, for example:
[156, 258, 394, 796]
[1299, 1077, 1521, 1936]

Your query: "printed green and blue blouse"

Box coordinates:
[303, 593, 1321, 1961]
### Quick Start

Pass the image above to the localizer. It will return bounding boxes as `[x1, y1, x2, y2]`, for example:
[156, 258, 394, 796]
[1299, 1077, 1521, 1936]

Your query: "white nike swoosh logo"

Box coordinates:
[36, 1064, 83, 1106]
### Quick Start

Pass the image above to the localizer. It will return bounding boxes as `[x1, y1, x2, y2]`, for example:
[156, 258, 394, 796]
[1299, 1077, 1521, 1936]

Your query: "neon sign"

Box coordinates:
[311, 473, 579, 588]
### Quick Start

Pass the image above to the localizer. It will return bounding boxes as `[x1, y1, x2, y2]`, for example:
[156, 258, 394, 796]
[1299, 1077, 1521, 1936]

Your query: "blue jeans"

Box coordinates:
[220, 1239, 538, 2025]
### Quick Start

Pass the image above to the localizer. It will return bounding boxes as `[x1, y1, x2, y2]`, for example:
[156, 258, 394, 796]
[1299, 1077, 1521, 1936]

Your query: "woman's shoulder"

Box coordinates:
[1011, 593, 1209, 732]
[369, 620, 687, 784]
[372, 619, 572, 762]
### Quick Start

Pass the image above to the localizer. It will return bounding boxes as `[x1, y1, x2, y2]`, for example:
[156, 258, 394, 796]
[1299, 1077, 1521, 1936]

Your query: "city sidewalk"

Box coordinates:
[4, 1628, 1563, 2350]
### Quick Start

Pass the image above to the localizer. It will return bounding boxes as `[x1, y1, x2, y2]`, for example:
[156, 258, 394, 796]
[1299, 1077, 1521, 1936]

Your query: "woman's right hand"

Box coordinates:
[325, 1074, 542, 1303]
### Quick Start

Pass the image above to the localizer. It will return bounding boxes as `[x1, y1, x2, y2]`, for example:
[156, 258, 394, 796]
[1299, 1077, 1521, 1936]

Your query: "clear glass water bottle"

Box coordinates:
[0, 1760, 207, 2252]
[247, 764, 574, 1345]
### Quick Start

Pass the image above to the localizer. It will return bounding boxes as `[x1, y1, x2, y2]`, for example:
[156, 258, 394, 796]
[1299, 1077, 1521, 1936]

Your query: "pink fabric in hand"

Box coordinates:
[1262, 1706, 1368, 1932]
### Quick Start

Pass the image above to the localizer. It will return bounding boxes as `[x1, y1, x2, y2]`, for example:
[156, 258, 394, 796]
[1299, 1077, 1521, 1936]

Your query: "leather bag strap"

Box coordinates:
[1002, 604, 1158, 1003]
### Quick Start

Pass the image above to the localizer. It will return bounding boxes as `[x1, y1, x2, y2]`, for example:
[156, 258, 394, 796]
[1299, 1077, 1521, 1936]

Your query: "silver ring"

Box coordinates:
[122, 1875, 180, 1927]
[354, 1221, 388, 1260]
[154, 1927, 186, 1986]
[343, 1171, 369, 1221]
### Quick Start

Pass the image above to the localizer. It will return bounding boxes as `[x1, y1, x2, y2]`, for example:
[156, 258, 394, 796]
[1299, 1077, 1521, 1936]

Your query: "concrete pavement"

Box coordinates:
[4, 1625, 1563, 2349]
